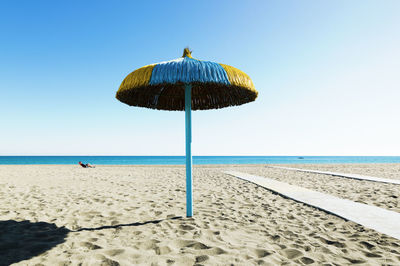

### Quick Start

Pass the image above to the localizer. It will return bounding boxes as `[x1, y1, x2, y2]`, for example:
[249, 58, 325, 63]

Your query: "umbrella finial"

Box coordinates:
[182, 47, 192, 58]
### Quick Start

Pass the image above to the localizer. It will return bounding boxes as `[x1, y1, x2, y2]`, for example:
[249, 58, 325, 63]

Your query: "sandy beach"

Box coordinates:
[1, 164, 400, 265]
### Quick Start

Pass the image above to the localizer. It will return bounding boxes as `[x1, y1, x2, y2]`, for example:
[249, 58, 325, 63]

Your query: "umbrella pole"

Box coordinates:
[185, 84, 193, 217]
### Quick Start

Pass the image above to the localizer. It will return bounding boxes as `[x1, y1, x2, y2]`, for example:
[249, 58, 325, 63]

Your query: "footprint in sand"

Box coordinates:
[300, 257, 315, 264]
[318, 237, 346, 248]
[363, 251, 381, 258]
[344, 257, 367, 264]
[171, 239, 209, 250]
[252, 248, 272, 258]
[155, 245, 172, 255]
[93, 254, 119, 265]
[80, 241, 102, 250]
[359, 241, 375, 250]
[136, 239, 160, 250]
[179, 224, 195, 230]
[206, 247, 227, 255]
[166, 259, 175, 264]
[281, 248, 303, 260]
[111, 220, 120, 226]
[103, 249, 125, 257]
[188, 242, 210, 250]
[195, 255, 209, 263]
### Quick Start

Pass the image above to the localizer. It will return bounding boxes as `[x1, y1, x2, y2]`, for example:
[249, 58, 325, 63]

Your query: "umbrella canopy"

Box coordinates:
[116, 48, 258, 217]
[116, 48, 258, 110]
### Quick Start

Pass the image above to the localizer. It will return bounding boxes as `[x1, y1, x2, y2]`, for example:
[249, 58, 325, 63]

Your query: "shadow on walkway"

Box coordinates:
[0, 220, 69, 266]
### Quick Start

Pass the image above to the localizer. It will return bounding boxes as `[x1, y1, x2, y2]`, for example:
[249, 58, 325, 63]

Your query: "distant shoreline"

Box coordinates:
[1, 155, 400, 165]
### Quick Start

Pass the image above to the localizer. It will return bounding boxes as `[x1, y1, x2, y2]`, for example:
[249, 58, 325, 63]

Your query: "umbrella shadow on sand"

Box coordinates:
[73, 216, 182, 232]
[0, 220, 69, 266]
[0, 216, 183, 265]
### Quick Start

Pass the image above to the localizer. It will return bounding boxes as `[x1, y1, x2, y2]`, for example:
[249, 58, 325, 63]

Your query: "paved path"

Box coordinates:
[270, 166, 400, 185]
[224, 171, 400, 240]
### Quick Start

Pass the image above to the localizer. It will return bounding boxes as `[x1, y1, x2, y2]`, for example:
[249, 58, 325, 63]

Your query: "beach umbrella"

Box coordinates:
[116, 48, 258, 217]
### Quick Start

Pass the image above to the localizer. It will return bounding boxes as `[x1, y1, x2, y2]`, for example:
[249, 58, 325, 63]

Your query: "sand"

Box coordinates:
[0, 164, 400, 265]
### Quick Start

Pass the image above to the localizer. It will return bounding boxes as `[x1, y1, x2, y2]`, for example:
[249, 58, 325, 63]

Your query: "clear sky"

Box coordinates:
[0, 0, 399, 156]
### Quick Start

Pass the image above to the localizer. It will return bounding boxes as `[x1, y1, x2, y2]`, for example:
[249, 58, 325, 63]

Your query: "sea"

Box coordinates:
[0, 156, 400, 165]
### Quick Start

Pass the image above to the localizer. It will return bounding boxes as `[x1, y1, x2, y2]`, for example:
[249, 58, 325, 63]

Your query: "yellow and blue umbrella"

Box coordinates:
[116, 48, 258, 217]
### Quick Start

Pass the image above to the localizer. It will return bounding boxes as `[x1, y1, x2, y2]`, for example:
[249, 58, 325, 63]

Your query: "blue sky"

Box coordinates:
[0, 0, 399, 155]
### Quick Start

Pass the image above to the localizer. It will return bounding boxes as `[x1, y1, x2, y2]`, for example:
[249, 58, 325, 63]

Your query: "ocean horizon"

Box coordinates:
[1, 156, 400, 165]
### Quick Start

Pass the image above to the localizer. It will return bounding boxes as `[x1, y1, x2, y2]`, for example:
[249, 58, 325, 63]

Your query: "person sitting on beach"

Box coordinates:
[78, 161, 95, 168]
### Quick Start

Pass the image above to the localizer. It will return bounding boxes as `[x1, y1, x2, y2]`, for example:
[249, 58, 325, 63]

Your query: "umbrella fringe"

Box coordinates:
[116, 83, 257, 111]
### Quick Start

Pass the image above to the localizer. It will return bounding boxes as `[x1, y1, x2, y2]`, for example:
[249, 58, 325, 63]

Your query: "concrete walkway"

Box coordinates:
[270, 166, 400, 185]
[224, 171, 400, 240]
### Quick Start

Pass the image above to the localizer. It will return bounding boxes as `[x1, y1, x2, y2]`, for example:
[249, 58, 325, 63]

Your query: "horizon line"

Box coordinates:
[1, 155, 400, 157]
